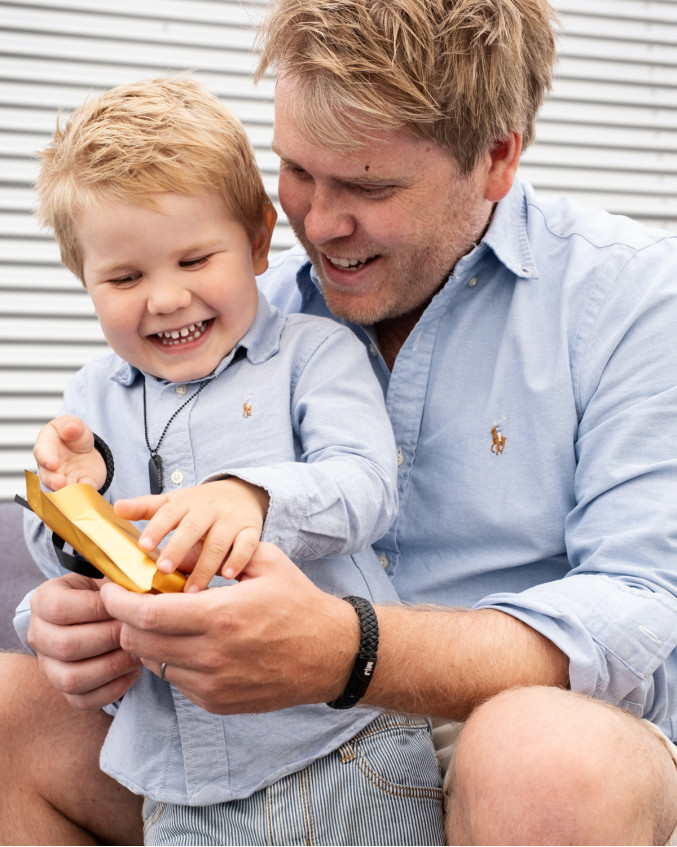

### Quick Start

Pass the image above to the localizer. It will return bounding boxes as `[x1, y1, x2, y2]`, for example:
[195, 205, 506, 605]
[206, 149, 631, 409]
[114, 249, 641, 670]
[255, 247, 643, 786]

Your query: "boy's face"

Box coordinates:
[76, 191, 273, 383]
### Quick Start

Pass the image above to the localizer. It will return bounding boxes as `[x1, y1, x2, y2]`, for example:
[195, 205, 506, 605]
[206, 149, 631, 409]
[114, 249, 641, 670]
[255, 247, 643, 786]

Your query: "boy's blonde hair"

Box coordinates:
[35, 76, 272, 281]
[256, 0, 558, 173]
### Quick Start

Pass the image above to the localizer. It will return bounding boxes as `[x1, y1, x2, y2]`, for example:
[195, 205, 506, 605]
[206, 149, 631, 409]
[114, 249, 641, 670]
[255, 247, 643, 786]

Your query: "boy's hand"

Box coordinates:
[33, 415, 107, 491]
[114, 479, 270, 592]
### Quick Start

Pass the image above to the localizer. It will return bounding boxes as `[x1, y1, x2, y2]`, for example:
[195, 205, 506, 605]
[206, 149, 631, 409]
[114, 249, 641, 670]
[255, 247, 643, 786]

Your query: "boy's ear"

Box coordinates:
[251, 204, 277, 275]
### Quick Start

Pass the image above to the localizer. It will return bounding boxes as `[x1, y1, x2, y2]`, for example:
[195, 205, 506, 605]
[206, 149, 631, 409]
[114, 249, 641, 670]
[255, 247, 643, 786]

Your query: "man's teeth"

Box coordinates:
[327, 256, 368, 269]
[156, 321, 207, 345]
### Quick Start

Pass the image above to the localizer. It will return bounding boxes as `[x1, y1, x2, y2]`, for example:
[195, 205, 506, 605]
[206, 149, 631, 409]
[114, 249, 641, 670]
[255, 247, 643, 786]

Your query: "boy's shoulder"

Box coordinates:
[258, 244, 309, 314]
[70, 349, 134, 389]
[276, 304, 361, 352]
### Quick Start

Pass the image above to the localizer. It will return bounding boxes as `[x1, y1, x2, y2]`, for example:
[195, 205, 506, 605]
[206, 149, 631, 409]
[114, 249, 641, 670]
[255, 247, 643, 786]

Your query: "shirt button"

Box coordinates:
[368, 343, 378, 357]
[170, 470, 184, 485]
[396, 447, 404, 466]
[468, 277, 478, 288]
[378, 554, 389, 569]
[175, 384, 188, 396]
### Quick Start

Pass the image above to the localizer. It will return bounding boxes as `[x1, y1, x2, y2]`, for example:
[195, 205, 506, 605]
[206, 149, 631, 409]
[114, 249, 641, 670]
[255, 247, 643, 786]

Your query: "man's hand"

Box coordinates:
[100, 543, 358, 714]
[33, 415, 106, 491]
[28, 573, 142, 710]
[114, 479, 270, 592]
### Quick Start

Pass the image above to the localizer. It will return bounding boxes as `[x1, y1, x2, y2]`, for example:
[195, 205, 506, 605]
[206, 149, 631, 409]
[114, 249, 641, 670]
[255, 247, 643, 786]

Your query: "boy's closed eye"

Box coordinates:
[108, 273, 141, 286]
[180, 254, 211, 269]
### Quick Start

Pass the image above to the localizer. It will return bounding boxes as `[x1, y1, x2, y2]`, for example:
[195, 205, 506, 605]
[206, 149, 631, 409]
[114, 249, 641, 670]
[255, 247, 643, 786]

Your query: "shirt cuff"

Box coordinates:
[476, 573, 677, 722]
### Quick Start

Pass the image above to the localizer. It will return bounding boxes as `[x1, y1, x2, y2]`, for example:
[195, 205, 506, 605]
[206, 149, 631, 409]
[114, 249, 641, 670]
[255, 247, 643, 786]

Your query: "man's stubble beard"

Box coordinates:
[288, 180, 491, 327]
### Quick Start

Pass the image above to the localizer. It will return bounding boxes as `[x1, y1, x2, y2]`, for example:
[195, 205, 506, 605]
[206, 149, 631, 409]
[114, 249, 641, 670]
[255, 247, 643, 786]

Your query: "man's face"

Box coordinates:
[273, 75, 494, 326]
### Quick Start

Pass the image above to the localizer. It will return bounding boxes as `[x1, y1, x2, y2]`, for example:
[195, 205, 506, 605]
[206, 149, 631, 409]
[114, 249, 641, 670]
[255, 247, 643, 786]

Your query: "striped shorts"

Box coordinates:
[143, 712, 444, 845]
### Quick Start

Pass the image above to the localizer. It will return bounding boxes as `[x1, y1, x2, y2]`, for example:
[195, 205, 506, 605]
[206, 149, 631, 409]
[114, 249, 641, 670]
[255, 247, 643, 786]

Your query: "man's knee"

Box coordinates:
[445, 685, 677, 845]
[0, 652, 47, 745]
[0, 651, 142, 845]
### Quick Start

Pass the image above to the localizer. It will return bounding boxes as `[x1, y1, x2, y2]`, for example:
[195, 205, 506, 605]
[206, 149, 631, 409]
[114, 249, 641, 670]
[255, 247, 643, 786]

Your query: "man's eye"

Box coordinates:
[354, 183, 395, 198]
[180, 255, 210, 268]
[282, 162, 309, 179]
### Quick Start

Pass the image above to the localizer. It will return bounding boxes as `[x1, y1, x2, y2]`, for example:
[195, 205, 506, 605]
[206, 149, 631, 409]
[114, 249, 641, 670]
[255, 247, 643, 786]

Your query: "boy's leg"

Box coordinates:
[143, 712, 444, 846]
[446, 685, 677, 846]
[0, 652, 142, 846]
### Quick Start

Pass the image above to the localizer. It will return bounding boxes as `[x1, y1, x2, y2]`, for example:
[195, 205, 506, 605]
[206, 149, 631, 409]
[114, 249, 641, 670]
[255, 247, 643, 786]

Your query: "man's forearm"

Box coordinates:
[364, 605, 570, 720]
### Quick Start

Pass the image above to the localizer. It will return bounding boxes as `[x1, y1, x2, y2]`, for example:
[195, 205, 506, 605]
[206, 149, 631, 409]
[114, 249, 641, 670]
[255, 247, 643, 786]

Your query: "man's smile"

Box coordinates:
[325, 254, 377, 271]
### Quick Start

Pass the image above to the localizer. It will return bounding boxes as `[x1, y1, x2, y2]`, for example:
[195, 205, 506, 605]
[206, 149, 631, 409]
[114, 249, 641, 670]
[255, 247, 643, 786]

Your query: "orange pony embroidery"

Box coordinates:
[490, 418, 506, 455]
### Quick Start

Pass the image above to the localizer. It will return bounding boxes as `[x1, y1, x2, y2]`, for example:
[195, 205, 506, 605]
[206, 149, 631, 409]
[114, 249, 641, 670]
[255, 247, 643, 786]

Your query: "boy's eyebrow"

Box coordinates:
[92, 238, 224, 276]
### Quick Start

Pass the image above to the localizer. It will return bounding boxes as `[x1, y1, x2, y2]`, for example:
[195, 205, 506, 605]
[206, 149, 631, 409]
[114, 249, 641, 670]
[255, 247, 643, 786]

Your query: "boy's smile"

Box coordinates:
[76, 191, 273, 383]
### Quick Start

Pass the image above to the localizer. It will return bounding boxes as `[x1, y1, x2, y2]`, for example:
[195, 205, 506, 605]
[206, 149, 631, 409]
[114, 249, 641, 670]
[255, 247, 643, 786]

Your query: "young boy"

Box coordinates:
[20, 76, 444, 844]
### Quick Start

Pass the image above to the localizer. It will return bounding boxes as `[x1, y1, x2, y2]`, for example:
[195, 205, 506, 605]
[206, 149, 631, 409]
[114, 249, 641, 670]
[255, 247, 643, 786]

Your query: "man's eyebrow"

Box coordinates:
[271, 141, 288, 160]
[271, 142, 397, 185]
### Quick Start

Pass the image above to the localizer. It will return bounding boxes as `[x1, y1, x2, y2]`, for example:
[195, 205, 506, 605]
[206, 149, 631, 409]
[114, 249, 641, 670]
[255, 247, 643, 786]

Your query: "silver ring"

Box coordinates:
[160, 662, 168, 680]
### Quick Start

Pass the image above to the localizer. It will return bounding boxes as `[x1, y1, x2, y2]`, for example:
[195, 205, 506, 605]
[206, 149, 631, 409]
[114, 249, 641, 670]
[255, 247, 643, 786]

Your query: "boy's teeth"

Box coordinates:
[156, 321, 207, 345]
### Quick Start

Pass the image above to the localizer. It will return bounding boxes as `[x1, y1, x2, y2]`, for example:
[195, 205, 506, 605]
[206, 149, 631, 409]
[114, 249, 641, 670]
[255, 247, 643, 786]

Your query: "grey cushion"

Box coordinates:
[0, 501, 45, 651]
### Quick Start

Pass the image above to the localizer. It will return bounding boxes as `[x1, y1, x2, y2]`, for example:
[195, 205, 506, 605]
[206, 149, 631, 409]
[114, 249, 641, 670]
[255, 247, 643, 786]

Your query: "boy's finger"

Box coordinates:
[221, 529, 260, 581]
[183, 531, 235, 593]
[151, 508, 216, 562]
[115, 493, 169, 521]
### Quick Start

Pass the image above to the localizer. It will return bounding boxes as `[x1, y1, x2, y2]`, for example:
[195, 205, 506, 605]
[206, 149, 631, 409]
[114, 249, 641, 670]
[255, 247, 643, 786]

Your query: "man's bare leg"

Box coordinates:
[0, 652, 143, 846]
[446, 685, 677, 845]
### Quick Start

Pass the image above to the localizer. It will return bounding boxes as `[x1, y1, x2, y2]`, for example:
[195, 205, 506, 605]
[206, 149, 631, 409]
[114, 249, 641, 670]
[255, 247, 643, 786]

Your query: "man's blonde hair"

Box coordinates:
[256, 0, 558, 172]
[35, 76, 272, 281]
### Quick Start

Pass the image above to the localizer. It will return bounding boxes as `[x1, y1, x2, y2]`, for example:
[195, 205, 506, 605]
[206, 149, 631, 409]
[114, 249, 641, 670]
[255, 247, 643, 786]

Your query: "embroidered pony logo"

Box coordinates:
[490, 417, 506, 455]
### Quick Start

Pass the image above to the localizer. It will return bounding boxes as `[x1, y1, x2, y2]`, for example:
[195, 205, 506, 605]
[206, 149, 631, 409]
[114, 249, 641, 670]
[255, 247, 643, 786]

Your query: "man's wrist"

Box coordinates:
[327, 596, 379, 709]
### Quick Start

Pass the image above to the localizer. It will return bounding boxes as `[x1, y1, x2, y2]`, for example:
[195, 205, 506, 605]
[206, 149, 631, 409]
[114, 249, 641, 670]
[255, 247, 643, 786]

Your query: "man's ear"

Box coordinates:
[251, 203, 278, 275]
[485, 133, 522, 203]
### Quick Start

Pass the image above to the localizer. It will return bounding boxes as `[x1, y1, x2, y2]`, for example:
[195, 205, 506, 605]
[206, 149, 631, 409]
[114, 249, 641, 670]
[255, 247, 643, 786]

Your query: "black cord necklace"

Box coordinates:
[143, 377, 213, 494]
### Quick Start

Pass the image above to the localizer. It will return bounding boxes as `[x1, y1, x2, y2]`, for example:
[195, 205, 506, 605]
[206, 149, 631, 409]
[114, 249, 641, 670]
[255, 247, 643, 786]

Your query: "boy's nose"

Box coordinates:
[146, 280, 192, 315]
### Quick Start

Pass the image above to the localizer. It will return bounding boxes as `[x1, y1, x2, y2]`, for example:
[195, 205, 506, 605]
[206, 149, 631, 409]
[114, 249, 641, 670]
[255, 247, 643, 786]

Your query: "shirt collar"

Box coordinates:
[481, 177, 539, 280]
[110, 293, 285, 387]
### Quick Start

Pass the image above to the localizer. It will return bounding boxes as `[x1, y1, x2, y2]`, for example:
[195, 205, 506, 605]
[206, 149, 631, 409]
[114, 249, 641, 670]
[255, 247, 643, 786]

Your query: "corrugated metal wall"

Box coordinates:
[1, 0, 676, 502]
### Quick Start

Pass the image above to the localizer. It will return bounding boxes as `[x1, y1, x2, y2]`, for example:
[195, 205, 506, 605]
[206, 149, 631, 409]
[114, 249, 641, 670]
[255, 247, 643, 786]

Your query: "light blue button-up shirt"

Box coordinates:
[17, 295, 401, 803]
[259, 177, 677, 738]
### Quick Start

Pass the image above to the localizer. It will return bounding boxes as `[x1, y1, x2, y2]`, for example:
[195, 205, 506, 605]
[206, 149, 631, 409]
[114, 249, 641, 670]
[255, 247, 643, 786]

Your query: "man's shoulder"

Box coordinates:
[523, 184, 677, 258]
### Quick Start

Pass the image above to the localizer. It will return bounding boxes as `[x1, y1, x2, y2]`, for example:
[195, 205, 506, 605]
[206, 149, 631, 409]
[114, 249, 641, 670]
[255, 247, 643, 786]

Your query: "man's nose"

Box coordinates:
[303, 187, 356, 244]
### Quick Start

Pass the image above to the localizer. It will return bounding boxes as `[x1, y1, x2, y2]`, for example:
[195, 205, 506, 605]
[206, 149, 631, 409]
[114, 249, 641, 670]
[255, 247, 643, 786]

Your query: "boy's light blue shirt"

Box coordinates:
[17, 295, 401, 803]
[259, 177, 677, 738]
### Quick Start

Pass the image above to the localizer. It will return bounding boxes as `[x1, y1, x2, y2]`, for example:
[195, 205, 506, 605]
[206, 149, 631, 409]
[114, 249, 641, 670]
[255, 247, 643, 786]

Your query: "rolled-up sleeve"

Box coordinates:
[206, 325, 398, 561]
[478, 238, 677, 721]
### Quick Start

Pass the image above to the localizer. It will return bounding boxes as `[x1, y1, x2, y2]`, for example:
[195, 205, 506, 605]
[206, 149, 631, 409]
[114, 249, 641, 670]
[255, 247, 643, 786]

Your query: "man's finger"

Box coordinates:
[99, 581, 207, 635]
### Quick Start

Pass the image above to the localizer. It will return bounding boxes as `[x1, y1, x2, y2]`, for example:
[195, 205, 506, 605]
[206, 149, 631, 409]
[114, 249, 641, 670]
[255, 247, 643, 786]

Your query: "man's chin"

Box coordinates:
[320, 287, 384, 326]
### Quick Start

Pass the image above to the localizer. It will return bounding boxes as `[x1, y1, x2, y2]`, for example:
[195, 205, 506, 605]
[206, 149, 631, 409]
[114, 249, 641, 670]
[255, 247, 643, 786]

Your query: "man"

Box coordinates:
[4, 0, 677, 843]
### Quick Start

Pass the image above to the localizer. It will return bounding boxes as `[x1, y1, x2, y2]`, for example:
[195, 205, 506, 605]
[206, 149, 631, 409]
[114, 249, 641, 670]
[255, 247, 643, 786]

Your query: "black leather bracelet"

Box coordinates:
[327, 595, 379, 710]
[93, 433, 115, 495]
